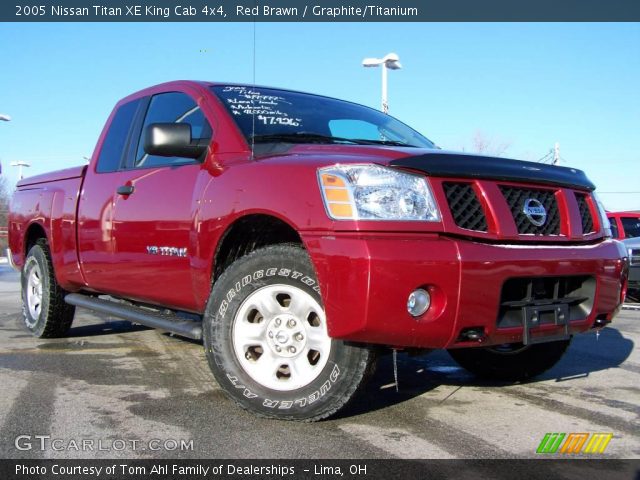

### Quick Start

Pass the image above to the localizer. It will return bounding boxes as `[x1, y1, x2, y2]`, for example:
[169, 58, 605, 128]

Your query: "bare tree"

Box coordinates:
[464, 130, 512, 157]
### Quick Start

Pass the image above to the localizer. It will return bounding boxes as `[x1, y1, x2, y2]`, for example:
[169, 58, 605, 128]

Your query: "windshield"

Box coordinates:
[211, 85, 436, 149]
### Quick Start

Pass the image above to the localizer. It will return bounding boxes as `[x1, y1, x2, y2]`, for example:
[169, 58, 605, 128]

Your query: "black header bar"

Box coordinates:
[1, 459, 638, 480]
[3, 0, 640, 22]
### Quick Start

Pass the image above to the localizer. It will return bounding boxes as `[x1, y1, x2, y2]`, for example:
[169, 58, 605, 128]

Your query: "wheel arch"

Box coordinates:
[24, 222, 48, 256]
[212, 213, 304, 283]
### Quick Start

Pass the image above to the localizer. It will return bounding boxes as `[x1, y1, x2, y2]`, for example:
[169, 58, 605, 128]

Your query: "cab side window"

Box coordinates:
[96, 99, 141, 173]
[135, 92, 212, 168]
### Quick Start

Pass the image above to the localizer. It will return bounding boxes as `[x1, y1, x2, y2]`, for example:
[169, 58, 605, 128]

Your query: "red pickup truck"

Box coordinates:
[7, 81, 628, 421]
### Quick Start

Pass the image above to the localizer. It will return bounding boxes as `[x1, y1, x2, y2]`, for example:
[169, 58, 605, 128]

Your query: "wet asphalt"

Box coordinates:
[0, 264, 638, 460]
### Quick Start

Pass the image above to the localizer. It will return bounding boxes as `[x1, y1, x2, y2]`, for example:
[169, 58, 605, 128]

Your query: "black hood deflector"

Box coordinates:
[390, 153, 595, 191]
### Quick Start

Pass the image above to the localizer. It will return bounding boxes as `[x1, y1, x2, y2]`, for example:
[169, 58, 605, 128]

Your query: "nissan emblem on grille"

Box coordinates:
[523, 198, 547, 226]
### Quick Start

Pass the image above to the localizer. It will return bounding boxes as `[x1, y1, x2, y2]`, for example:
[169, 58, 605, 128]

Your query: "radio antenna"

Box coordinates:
[250, 19, 256, 160]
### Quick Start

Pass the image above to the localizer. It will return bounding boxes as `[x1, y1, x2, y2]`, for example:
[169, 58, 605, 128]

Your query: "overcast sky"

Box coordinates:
[0, 22, 638, 210]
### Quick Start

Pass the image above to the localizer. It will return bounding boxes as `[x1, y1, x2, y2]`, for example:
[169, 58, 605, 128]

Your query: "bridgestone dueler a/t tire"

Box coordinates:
[21, 239, 75, 338]
[448, 339, 571, 381]
[203, 244, 376, 421]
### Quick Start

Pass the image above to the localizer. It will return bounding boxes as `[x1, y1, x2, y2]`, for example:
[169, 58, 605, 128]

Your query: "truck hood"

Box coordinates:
[259, 145, 595, 191]
[622, 237, 640, 248]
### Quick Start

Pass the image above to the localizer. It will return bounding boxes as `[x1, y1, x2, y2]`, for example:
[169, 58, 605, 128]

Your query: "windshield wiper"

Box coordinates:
[250, 132, 418, 148]
[351, 138, 416, 147]
[250, 132, 360, 145]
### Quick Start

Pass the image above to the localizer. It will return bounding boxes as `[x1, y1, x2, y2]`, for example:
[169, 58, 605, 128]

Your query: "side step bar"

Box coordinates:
[65, 293, 202, 340]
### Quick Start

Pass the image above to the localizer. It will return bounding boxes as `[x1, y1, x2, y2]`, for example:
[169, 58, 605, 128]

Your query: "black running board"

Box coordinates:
[64, 293, 202, 340]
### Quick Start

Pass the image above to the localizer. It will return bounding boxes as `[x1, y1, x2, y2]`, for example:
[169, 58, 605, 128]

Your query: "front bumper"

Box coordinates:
[304, 233, 627, 349]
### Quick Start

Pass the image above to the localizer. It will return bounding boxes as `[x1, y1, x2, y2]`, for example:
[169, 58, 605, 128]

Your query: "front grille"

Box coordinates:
[443, 182, 488, 232]
[630, 248, 640, 266]
[500, 186, 561, 235]
[575, 193, 595, 234]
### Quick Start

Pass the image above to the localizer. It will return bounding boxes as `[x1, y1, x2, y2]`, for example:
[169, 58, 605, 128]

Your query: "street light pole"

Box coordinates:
[362, 53, 402, 114]
[11, 161, 30, 180]
[381, 63, 388, 113]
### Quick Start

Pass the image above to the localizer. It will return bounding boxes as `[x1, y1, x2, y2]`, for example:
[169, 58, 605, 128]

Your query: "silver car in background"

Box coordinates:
[623, 236, 640, 301]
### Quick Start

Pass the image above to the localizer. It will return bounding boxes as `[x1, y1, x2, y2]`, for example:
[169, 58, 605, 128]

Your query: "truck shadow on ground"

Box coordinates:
[65, 320, 151, 337]
[340, 326, 635, 418]
[65, 320, 204, 345]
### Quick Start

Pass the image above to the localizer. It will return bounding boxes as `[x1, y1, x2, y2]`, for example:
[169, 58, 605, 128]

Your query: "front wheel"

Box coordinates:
[448, 339, 571, 381]
[203, 244, 376, 421]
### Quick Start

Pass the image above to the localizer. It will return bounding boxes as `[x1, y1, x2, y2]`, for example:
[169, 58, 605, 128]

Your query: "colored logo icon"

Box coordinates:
[536, 433, 613, 454]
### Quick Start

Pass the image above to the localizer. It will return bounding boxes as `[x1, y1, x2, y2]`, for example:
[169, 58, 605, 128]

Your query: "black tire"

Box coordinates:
[21, 239, 75, 338]
[625, 288, 640, 303]
[448, 339, 571, 381]
[203, 244, 376, 421]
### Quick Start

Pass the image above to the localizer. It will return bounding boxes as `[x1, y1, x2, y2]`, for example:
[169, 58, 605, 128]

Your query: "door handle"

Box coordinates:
[117, 185, 135, 196]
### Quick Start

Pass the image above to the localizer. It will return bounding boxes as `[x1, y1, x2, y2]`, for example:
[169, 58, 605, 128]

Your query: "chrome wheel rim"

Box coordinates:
[26, 264, 43, 323]
[232, 284, 331, 391]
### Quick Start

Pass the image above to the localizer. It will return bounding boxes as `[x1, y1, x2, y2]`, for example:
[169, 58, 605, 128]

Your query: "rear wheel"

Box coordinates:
[203, 244, 376, 421]
[448, 339, 571, 381]
[21, 239, 75, 338]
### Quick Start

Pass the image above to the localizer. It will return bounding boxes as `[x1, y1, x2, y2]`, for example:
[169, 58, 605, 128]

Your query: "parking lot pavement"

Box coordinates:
[0, 264, 638, 459]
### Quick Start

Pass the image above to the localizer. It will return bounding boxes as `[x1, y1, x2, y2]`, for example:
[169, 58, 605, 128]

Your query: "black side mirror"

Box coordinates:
[143, 123, 208, 159]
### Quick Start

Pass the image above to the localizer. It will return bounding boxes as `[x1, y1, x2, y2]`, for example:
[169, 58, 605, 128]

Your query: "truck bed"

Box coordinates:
[9, 165, 86, 289]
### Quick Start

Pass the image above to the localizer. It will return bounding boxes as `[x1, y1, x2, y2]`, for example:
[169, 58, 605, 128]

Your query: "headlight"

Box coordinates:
[592, 192, 612, 238]
[318, 164, 440, 221]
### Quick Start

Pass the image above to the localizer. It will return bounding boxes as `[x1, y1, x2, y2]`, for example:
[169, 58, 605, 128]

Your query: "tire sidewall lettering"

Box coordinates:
[226, 374, 259, 399]
[224, 268, 316, 294]
[261, 365, 341, 410]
